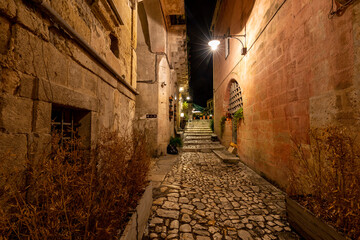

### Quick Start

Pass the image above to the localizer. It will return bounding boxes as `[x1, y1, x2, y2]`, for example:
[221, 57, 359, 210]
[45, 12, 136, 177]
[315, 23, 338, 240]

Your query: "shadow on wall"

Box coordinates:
[228, 0, 256, 33]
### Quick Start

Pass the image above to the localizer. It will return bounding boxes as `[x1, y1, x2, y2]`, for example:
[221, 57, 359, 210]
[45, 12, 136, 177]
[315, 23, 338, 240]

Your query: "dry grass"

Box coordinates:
[0, 129, 150, 239]
[289, 127, 360, 239]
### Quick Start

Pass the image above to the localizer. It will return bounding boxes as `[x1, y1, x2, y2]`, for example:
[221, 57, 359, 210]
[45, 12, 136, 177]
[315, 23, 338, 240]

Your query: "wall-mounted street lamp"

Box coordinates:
[208, 33, 247, 55]
[179, 87, 184, 92]
[186, 96, 190, 100]
[180, 112, 184, 118]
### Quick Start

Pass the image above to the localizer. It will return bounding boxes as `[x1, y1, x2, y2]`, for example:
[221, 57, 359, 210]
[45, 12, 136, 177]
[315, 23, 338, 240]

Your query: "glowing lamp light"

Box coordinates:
[208, 40, 220, 50]
[186, 96, 190, 100]
[180, 113, 184, 118]
[179, 87, 184, 92]
[210, 114, 213, 117]
[175, 96, 177, 100]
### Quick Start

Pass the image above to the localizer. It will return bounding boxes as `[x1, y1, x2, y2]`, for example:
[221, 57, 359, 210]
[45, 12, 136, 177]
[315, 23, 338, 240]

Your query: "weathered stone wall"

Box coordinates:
[213, 0, 360, 188]
[0, 0, 137, 164]
[136, 0, 185, 156]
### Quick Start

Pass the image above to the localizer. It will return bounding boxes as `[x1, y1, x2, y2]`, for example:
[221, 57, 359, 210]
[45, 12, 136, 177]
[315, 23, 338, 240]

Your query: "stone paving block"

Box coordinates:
[144, 121, 300, 240]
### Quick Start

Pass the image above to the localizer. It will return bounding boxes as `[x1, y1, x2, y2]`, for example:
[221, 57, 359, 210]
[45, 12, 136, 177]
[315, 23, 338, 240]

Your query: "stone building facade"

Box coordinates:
[211, 0, 360, 188]
[136, 0, 188, 156]
[0, 0, 138, 166]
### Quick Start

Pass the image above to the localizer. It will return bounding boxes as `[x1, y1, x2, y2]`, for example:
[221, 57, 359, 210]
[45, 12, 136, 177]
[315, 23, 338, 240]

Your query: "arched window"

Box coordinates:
[228, 81, 243, 115]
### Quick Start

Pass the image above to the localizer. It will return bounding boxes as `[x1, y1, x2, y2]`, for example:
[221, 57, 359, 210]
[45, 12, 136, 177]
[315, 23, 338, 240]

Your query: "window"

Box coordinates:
[51, 105, 91, 148]
[229, 81, 243, 115]
[170, 15, 186, 25]
[110, 33, 119, 58]
[225, 28, 230, 59]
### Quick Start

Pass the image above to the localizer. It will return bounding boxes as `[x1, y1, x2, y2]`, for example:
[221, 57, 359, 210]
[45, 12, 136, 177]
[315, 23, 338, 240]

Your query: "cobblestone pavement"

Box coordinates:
[144, 120, 299, 240]
[144, 151, 300, 240]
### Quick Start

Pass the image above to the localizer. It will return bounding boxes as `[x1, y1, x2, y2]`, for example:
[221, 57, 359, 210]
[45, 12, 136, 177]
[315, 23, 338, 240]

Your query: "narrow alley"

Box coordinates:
[145, 120, 299, 240]
[1, 0, 359, 239]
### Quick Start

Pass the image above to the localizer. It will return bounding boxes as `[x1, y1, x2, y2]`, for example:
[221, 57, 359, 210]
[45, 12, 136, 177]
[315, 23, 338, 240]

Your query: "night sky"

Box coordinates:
[185, 0, 217, 107]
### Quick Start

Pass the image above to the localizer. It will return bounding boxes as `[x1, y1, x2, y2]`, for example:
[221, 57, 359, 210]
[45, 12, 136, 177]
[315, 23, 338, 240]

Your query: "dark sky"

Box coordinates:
[185, 0, 217, 107]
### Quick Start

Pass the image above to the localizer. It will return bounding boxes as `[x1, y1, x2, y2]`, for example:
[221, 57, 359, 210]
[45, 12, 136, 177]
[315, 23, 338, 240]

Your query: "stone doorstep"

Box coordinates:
[120, 184, 153, 240]
[213, 150, 240, 164]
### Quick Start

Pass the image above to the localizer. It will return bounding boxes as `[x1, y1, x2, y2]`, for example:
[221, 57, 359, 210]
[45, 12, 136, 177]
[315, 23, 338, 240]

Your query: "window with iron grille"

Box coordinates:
[170, 15, 186, 25]
[51, 105, 91, 148]
[229, 81, 243, 115]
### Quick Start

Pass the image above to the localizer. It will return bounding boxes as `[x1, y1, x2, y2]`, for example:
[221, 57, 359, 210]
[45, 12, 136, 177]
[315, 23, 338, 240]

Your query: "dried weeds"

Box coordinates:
[0, 129, 150, 239]
[289, 127, 360, 239]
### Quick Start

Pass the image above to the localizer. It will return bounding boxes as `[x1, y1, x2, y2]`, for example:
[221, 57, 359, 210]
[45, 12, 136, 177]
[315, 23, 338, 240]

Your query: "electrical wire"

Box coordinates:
[329, 0, 355, 18]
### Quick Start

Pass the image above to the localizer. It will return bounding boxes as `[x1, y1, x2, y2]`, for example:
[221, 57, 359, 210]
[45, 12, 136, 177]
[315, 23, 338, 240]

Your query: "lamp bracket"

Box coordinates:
[213, 33, 247, 55]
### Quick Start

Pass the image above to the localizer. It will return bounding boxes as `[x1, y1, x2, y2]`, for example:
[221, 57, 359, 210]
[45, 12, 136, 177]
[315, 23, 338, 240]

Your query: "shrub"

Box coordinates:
[170, 136, 182, 147]
[0, 129, 150, 239]
[289, 127, 360, 239]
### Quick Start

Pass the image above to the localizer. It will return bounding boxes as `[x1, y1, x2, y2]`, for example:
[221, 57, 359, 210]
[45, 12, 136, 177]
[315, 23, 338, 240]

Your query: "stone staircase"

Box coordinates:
[182, 120, 224, 152]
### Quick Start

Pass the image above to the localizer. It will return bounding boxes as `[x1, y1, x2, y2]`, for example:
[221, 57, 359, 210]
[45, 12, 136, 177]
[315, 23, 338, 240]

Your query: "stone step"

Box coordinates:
[185, 129, 212, 132]
[185, 136, 211, 140]
[185, 131, 213, 134]
[184, 133, 213, 136]
[213, 150, 239, 164]
[182, 144, 225, 152]
[185, 128, 212, 132]
[184, 140, 220, 145]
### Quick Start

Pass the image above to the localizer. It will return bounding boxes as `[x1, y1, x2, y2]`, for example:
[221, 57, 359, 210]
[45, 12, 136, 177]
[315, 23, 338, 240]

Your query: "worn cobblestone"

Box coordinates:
[144, 122, 299, 240]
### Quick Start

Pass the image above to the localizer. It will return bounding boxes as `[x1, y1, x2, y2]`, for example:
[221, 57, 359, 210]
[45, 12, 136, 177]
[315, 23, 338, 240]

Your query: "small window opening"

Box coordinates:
[110, 33, 120, 58]
[51, 105, 91, 149]
[170, 15, 186, 25]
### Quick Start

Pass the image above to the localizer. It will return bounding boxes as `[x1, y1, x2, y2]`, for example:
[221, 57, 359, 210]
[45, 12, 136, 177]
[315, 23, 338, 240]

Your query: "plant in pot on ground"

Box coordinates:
[288, 127, 360, 239]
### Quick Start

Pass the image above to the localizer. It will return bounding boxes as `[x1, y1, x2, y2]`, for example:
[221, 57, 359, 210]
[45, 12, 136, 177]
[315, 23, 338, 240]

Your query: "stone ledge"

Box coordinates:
[213, 150, 239, 164]
[120, 184, 153, 240]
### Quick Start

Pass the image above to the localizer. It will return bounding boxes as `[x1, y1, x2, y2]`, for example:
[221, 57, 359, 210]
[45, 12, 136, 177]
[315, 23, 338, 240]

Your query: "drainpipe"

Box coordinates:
[130, 0, 137, 87]
[29, 0, 139, 95]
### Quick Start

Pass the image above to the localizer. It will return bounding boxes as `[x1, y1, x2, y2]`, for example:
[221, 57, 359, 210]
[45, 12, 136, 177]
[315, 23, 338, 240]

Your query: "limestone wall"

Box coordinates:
[0, 0, 137, 164]
[135, 0, 185, 156]
[213, 0, 360, 188]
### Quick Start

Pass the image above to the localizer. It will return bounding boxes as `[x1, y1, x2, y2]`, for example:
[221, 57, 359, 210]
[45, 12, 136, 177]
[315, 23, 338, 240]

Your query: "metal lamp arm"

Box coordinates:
[229, 36, 245, 48]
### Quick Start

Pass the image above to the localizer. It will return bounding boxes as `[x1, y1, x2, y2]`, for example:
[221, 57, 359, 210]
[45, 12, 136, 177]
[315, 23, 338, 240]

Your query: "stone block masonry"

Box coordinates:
[0, 0, 138, 163]
[212, 0, 360, 189]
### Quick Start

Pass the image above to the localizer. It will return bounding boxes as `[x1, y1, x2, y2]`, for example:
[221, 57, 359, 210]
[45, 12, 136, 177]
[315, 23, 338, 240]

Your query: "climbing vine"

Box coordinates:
[233, 108, 244, 125]
[220, 116, 226, 137]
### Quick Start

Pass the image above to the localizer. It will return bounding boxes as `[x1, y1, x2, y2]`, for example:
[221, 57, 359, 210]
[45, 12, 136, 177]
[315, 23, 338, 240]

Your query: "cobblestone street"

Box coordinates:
[144, 121, 300, 240]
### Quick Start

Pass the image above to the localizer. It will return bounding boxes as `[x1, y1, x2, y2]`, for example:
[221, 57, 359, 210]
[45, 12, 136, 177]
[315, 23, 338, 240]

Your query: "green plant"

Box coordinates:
[289, 127, 360, 239]
[233, 107, 243, 123]
[182, 101, 188, 111]
[0, 130, 151, 239]
[170, 136, 183, 147]
[210, 119, 214, 132]
[184, 113, 189, 121]
[220, 116, 226, 137]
